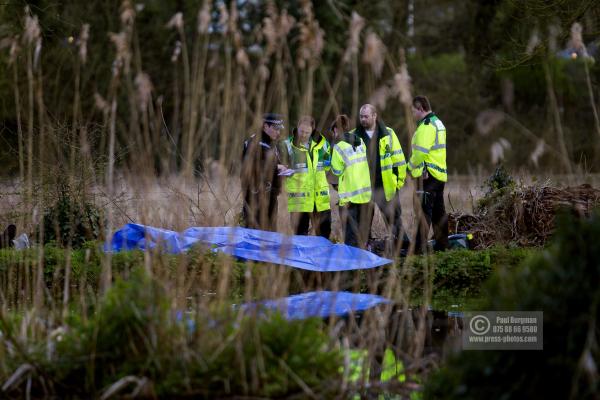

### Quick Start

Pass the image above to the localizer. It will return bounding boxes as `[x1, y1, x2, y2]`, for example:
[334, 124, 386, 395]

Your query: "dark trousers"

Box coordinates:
[0, 224, 16, 248]
[291, 209, 332, 239]
[366, 189, 410, 248]
[415, 176, 449, 253]
[241, 189, 279, 231]
[340, 202, 371, 248]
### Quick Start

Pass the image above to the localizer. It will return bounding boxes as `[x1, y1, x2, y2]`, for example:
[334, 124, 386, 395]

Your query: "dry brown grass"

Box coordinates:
[4, 171, 599, 241]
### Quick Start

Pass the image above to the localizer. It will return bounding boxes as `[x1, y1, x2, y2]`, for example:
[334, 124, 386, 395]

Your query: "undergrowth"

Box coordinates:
[424, 211, 600, 399]
[0, 271, 343, 398]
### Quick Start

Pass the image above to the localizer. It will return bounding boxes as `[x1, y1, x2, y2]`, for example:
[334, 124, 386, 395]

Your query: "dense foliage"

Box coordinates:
[0, 242, 534, 306]
[0, 271, 343, 398]
[40, 185, 102, 248]
[424, 211, 600, 399]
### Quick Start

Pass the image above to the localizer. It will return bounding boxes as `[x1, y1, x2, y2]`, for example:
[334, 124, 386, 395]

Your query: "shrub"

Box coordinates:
[407, 246, 534, 304]
[0, 271, 343, 398]
[41, 185, 102, 248]
[424, 211, 600, 399]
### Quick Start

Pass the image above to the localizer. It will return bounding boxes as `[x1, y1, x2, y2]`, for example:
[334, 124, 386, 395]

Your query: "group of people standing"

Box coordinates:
[240, 95, 449, 254]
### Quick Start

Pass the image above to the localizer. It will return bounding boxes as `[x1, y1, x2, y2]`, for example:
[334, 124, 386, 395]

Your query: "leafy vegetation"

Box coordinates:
[0, 242, 536, 308]
[40, 185, 102, 248]
[406, 246, 535, 309]
[424, 211, 600, 399]
[0, 271, 343, 398]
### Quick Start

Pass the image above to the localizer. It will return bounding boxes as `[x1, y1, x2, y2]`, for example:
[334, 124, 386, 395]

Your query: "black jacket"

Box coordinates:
[241, 131, 282, 194]
[354, 120, 390, 190]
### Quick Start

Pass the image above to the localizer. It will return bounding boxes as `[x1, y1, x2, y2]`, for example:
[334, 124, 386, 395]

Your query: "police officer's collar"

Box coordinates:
[260, 130, 275, 146]
[418, 112, 436, 127]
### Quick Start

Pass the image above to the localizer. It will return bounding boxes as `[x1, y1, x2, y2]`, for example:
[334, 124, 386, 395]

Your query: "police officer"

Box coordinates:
[408, 95, 449, 252]
[352, 104, 409, 252]
[283, 116, 332, 238]
[330, 114, 372, 248]
[240, 113, 286, 231]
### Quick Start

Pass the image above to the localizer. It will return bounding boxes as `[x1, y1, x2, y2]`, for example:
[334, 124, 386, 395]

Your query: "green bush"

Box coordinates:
[0, 271, 343, 398]
[0, 241, 535, 309]
[424, 211, 600, 399]
[41, 186, 102, 248]
[408, 246, 535, 303]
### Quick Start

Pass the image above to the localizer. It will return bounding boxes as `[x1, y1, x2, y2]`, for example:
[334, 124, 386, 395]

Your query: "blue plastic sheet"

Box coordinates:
[242, 291, 392, 320]
[108, 223, 391, 272]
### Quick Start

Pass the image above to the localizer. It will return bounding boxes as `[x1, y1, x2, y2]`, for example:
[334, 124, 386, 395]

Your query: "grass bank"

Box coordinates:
[0, 243, 537, 309]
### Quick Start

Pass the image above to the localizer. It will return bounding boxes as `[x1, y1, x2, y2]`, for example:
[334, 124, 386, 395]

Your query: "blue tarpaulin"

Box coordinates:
[107, 223, 391, 272]
[242, 291, 392, 320]
[178, 291, 392, 331]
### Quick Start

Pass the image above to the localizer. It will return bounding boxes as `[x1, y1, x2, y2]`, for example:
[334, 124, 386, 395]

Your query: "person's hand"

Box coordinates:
[277, 164, 288, 173]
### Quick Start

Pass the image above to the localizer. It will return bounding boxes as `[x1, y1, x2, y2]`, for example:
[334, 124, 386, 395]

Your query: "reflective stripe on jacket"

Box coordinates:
[408, 113, 447, 182]
[284, 135, 331, 212]
[351, 126, 407, 201]
[330, 134, 372, 206]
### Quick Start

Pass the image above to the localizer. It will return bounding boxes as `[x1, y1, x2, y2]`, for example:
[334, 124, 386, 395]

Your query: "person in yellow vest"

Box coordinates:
[330, 115, 372, 248]
[352, 104, 410, 252]
[283, 116, 332, 238]
[408, 95, 449, 252]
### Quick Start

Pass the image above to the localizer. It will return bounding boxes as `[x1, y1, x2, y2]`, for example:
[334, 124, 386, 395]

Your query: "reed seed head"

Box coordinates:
[135, 72, 153, 110]
[476, 110, 505, 136]
[120, 0, 136, 26]
[197, 1, 211, 34]
[369, 86, 390, 111]
[94, 93, 110, 114]
[530, 140, 546, 167]
[167, 12, 184, 32]
[78, 24, 90, 64]
[218, 3, 229, 35]
[392, 63, 412, 106]
[343, 12, 365, 62]
[23, 9, 41, 45]
[525, 28, 540, 55]
[490, 138, 511, 164]
[170, 40, 182, 63]
[236, 48, 249, 69]
[363, 31, 385, 77]
[8, 35, 20, 65]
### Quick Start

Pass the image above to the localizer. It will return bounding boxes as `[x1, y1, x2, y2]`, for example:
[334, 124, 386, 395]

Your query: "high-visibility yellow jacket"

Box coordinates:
[330, 133, 372, 206]
[344, 348, 406, 384]
[408, 112, 447, 182]
[352, 126, 407, 201]
[283, 135, 331, 212]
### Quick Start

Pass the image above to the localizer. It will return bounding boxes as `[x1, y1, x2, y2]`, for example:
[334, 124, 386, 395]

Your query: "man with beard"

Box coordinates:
[352, 104, 410, 253]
